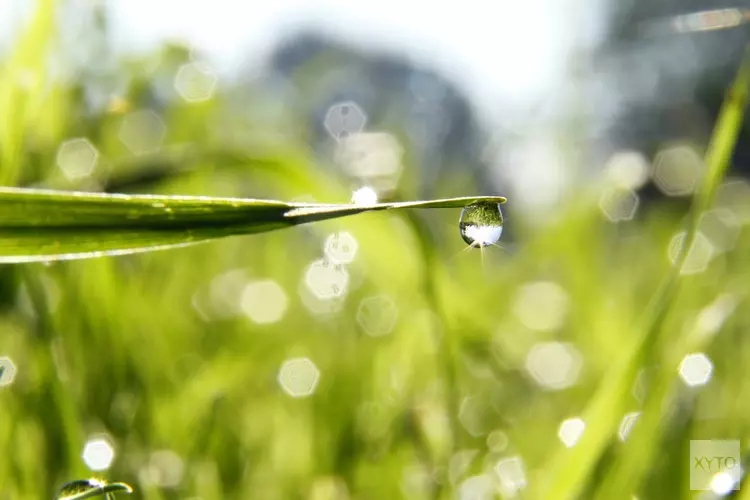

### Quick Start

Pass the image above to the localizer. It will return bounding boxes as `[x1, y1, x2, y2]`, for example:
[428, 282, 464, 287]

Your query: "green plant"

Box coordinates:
[54, 479, 132, 500]
[0, 187, 504, 262]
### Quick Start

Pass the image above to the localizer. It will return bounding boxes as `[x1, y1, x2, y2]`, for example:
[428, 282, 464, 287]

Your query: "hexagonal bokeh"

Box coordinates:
[494, 456, 527, 496]
[334, 132, 403, 182]
[599, 187, 640, 222]
[278, 357, 320, 397]
[56, 138, 99, 180]
[324, 101, 367, 141]
[458, 474, 494, 500]
[119, 109, 167, 155]
[203, 268, 249, 320]
[487, 430, 509, 452]
[0, 356, 17, 387]
[304, 259, 349, 300]
[82, 436, 115, 471]
[524, 341, 582, 390]
[698, 209, 741, 254]
[715, 179, 750, 224]
[139, 449, 185, 488]
[174, 62, 218, 103]
[324, 232, 358, 264]
[604, 150, 650, 190]
[458, 396, 493, 438]
[558, 417, 586, 448]
[513, 281, 570, 332]
[668, 231, 714, 275]
[678, 352, 713, 387]
[449, 449, 479, 485]
[356, 295, 398, 337]
[653, 145, 703, 196]
[240, 279, 288, 324]
[298, 283, 346, 317]
[618, 411, 641, 441]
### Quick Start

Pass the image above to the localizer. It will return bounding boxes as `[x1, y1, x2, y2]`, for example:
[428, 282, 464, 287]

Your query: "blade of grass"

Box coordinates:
[0, 187, 505, 262]
[590, 47, 750, 500]
[0, 0, 55, 186]
[532, 47, 750, 500]
[54, 480, 132, 500]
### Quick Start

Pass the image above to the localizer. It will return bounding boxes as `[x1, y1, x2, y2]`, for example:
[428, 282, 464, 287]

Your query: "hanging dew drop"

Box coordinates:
[459, 202, 504, 248]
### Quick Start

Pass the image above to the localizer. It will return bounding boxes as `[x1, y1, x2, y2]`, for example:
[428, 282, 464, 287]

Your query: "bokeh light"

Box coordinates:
[710, 471, 737, 495]
[699, 209, 741, 254]
[356, 294, 398, 337]
[513, 281, 570, 332]
[174, 61, 218, 102]
[653, 145, 703, 196]
[324, 232, 359, 264]
[0, 356, 16, 387]
[240, 279, 288, 324]
[604, 150, 651, 190]
[138, 450, 185, 488]
[558, 417, 586, 448]
[82, 436, 115, 471]
[715, 179, 750, 224]
[618, 412, 641, 441]
[599, 187, 640, 222]
[494, 456, 527, 496]
[56, 138, 99, 181]
[449, 449, 478, 485]
[668, 231, 715, 275]
[119, 109, 167, 155]
[678, 353, 713, 387]
[334, 131, 403, 191]
[458, 474, 495, 500]
[278, 357, 320, 397]
[487, 430, 509, 453]
[525, 342, 582, 390]
[324, 101, 367, 141]
[304, 258, 350, 300]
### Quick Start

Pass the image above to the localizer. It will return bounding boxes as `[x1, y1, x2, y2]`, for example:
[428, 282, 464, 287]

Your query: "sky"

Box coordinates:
[101, 0, 609, 126]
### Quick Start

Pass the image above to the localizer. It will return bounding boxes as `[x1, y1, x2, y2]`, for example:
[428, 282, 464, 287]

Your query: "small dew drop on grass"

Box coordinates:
[54, 478, 132, 500]
[458, 202, 503, 248]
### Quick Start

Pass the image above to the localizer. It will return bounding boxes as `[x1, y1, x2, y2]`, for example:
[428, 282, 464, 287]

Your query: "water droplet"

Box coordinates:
[459, 202, 504, 247]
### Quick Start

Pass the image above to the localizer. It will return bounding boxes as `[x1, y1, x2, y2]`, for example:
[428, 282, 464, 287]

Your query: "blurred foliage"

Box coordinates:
[2, 2, 750, 500]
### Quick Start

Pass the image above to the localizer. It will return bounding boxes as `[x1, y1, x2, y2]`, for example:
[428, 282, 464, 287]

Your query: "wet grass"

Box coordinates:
[2, 3, 750, 499]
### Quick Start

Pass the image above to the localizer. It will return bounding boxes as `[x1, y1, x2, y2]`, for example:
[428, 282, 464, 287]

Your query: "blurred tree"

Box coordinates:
[596, 0, 750, 179]
[262, 30, 495, 199]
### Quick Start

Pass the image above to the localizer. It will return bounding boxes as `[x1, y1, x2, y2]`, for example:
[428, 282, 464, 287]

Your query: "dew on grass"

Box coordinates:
[459, 202, 504, 248]
[54, 478, 132, 499]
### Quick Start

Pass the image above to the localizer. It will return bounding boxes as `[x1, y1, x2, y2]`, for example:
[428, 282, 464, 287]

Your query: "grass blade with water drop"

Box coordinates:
[54, 480, 133, 500]
[0, 187, 505, 263]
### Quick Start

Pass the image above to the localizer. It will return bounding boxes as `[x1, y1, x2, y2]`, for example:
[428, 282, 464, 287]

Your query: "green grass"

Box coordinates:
[2, 2, 750, 499]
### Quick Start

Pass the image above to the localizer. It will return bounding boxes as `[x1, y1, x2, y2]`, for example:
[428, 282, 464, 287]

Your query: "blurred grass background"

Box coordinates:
[2, 1, 750, 499]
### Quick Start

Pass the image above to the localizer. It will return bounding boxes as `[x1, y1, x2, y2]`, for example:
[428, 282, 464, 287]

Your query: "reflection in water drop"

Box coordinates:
[459, 203, 504, 248]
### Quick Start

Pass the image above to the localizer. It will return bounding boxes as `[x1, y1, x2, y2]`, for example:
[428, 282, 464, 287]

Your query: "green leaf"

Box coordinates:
[54, 479, 133, 500]
[531, 46, 750, 500]
[0, 187, 506, 263]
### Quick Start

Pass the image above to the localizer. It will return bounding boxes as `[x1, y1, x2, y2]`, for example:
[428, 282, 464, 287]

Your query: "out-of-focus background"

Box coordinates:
[2, 1, 750, 498]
